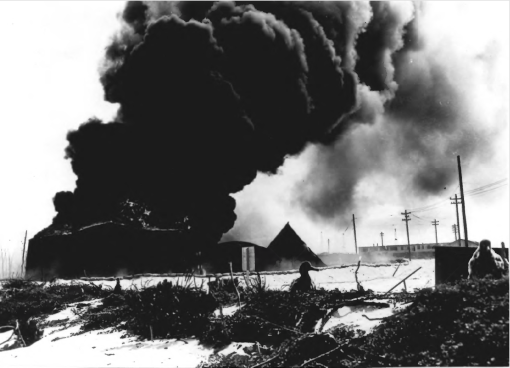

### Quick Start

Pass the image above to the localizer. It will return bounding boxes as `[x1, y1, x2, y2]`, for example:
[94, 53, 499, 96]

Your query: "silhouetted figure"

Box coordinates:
[501, 242, 509, 272]
[290, 261, 319, 293]
[113, 278, 122, 294]
[468, 239, 506, 280]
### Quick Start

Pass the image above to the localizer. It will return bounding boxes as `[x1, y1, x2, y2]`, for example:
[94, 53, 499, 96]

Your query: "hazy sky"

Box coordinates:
[0, 2, 122, 269]
[0, 2, 508, 272]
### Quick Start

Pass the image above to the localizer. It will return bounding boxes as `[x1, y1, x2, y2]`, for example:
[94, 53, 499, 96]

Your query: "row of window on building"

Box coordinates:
[359, 244, 436, 253]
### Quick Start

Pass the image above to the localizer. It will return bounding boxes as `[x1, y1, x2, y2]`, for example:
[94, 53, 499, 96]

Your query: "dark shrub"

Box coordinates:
[200, 319, 233, 349]
[208, 277, 244, 306]
[124, 280, 218, 339]
[1, 279, 38, 290]
[0, 281, 111, 346]
[359, 276, 509, 367]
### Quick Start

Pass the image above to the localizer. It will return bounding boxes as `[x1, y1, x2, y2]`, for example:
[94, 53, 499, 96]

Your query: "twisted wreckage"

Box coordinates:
[26, 222, 325, 280]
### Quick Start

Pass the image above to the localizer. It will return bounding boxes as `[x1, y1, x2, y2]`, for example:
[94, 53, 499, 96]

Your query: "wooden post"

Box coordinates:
[354, 258, 362, 291]
[352, 214, 358, 254]
[249, 247, 255, 271]
[402, 210, 412, 260]
[392, 262, 401, 277]
[229, 262, 241, 308]
[21, 230, 27, 276]
[242, 247, 247, 271]
[432, 220, 439, 245]
[457, 156, 469, 247]
[451, 194, 462, 246]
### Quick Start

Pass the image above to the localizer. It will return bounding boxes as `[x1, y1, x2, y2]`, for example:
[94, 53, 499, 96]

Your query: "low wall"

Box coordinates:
[74, 260, 406, 282]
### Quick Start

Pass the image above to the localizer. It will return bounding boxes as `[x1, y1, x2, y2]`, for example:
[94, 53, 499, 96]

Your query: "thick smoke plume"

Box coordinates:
[52, 1, 362, 243]
[51, 2, 504, 247]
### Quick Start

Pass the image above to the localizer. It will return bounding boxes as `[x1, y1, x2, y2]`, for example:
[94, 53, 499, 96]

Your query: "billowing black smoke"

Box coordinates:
[52, 1, 489, 243]
[52, 1, 361, 243]
[292, 1, 494, 224]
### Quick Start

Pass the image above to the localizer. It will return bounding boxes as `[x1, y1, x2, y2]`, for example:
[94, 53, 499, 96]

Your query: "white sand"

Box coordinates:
[258, 259, 434, 293]
[0, 259, 434, 367]
[42, 259, 434, 294]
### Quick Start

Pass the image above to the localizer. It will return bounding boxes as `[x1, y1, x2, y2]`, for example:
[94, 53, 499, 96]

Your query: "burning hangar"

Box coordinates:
[25, 221, 326, 279]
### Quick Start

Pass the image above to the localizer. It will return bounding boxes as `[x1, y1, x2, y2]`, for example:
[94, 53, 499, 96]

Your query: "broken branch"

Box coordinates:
[250, 354, 280, 368]
[229, 262, 242, 308]
[299, 345, 342, 367]
[383, 267, 422, 296]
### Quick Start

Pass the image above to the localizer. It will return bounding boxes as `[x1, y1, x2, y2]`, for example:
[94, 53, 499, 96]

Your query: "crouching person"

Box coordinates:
[468, 239, 507, 280]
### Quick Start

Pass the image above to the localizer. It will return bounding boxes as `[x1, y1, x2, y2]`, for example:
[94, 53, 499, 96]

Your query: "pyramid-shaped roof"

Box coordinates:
[268, 222, 326, 267]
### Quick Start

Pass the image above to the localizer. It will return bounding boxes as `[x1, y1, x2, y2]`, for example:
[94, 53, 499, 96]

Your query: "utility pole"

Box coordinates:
[21, 230, 27, 276]
[352, 214, 358, 254]
[452, 224, 457, 241]
[457, 155, 469, 247]
[402, 210, 412, 260]
[432, 220, 439, 244]
[394, 228, 397, 242]
[450, 194, 462, 247]
[380, 232, 384, 247]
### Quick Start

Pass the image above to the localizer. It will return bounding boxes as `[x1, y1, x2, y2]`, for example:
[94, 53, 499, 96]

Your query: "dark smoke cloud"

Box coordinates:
[355, 1, 410, 93]
[49, 1, 493, 244]
[293, 1, 496, 224]
[51, 1, 359, 243]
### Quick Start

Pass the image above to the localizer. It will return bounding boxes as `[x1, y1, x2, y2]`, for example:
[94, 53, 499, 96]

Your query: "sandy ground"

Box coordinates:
[258, 259, 434, 293]
[27, 258, 433, 294]
[0, 259, 434, 367]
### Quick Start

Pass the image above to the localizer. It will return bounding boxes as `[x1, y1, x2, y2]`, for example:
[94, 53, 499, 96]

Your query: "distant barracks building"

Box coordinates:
[358, 240, 479, 261]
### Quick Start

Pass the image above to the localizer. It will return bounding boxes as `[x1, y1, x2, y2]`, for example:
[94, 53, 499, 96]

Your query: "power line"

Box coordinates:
[409, 199, 449, 213]
[465, 182, 508, 197]
[412, 212, 448, 221]
[412, 202, 451, 213]
[411, 214, 427, 222]
[408, 178, 508, 214]
[464, 178, 508, 194]
[406, 200, 444, 212]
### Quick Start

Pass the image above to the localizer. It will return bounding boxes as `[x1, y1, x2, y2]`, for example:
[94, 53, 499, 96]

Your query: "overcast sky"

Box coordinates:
[0, 2, 508, 272]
